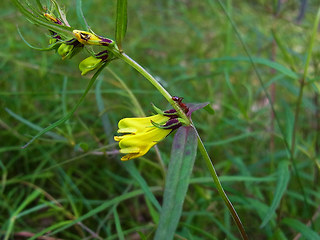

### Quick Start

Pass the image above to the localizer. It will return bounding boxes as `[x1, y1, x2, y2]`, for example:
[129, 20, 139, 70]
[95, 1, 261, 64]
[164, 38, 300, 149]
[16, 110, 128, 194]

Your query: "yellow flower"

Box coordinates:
[114, 114, 172, 161]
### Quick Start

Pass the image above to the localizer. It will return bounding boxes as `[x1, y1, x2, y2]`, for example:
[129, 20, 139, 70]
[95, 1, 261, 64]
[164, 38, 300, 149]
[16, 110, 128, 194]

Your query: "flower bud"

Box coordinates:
[78, 50, 110, 75]
[57, 43, 73, 60]
[79, 56, 102, 75]
[57, 39, 83, 60]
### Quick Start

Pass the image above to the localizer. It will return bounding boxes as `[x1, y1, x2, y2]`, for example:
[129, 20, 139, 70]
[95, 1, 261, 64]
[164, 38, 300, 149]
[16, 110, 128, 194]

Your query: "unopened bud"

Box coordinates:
[58, 43, 73, 60]
[79, 56, 102, 75]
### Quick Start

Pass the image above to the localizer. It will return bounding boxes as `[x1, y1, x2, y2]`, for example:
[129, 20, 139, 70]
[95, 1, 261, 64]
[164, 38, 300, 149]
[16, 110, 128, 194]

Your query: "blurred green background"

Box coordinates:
[1, 0, 319, 239]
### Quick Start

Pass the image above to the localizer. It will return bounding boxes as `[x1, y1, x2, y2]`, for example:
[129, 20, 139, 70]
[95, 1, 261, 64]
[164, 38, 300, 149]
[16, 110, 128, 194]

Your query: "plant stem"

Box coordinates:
[112, 51, 190, 125]
[288, 8, 320, 224]
[195, 128, 248, 240]
[112, 48, 247, 238]
[290, 7, 320, 158]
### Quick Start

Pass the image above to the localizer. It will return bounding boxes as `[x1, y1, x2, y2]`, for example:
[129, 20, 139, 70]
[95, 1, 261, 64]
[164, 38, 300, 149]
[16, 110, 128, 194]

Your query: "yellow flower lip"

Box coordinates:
[72, 30, 114, 46]
[114, 114, 172, 161]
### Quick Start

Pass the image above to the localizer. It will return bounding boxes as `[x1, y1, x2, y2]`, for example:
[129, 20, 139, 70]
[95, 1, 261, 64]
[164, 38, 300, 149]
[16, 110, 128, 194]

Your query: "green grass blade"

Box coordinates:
[17, 27, 60, 51]
[95, 77, 113, 143]
[61, 77, 74, 144]
[113, 207, 125, 240]
[190, 175, 276, 184]
[5, 108, 65, 141]
[76, 0, 89, 30]
[282, 218, 320, 240]
[271, 29, 297, 72]
[28, 221, 73, 240]
[115, 0, 128, 52]
[154, 126, 197, 240]
[123, 161, 161, 211]
[22, 64, 107, 148]
[145, 197, 160, 224]
[30, 187, 160, 238]
[260, 161, 290, 228]
[302, 7, 320, 80]
[205, 131, 259, 146]
[5, 190, 42, 240]
[195, 56, 299, 80]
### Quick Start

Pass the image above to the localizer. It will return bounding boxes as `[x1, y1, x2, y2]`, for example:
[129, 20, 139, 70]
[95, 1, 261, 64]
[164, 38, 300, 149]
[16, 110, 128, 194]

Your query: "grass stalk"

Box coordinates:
[111, 52, 190, 125]
[195, 129, 248, 240]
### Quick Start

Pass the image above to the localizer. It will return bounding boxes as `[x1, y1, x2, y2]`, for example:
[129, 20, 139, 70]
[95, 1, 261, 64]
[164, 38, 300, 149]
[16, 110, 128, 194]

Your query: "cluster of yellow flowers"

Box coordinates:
[43, 12, 114, 75]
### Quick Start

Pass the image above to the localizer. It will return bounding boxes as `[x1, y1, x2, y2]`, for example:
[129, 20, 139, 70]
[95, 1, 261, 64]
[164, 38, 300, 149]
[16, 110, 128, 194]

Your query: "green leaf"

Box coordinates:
[154, 126, 197, 240]
[282, 218, 320, 240]
[115, 0, 128, 52]
[260, 161, 290, 228]
[123, 161, 161, 211]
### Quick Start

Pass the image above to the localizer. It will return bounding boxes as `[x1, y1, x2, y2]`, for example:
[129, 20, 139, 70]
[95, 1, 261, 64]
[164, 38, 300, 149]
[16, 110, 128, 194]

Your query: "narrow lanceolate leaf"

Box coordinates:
[115, 0, 127, 52]
[154, 126, 197, 240]
[260, 161, 290, 228]
[12, 0, 73, 38]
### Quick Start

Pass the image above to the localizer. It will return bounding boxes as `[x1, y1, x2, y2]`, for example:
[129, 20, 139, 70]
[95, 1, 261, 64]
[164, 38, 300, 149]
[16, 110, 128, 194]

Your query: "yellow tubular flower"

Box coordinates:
[114, 114, 172, 161]
[73, 30, 114, 46]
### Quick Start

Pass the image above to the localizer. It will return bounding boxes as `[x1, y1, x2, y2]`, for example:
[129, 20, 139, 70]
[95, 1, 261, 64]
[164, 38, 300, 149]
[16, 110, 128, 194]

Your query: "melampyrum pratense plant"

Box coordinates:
[10, 0, 253, 239]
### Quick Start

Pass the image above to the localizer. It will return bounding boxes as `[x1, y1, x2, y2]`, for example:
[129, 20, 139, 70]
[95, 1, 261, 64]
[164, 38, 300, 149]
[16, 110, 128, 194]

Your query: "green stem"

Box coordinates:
[291, 7, 320, 158]
[107, 68, 145, 117]
[195, 128, 248, 240]
[111, 51, 190, 125]
[111, 48, 247, 238]
[288, 7, 320, 225]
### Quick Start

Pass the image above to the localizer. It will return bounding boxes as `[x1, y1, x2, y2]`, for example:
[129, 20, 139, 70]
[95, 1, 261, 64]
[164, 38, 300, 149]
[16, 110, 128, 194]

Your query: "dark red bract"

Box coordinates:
[172, 96, 189, 114]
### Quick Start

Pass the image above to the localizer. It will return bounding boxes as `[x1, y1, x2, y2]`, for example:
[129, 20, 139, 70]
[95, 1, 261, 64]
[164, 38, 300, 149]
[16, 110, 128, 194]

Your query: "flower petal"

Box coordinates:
[117, 127, 137, 134]
[118, 114, 169, 133]
[117, 126, 171, 161]
[119, 147, 140, 154]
